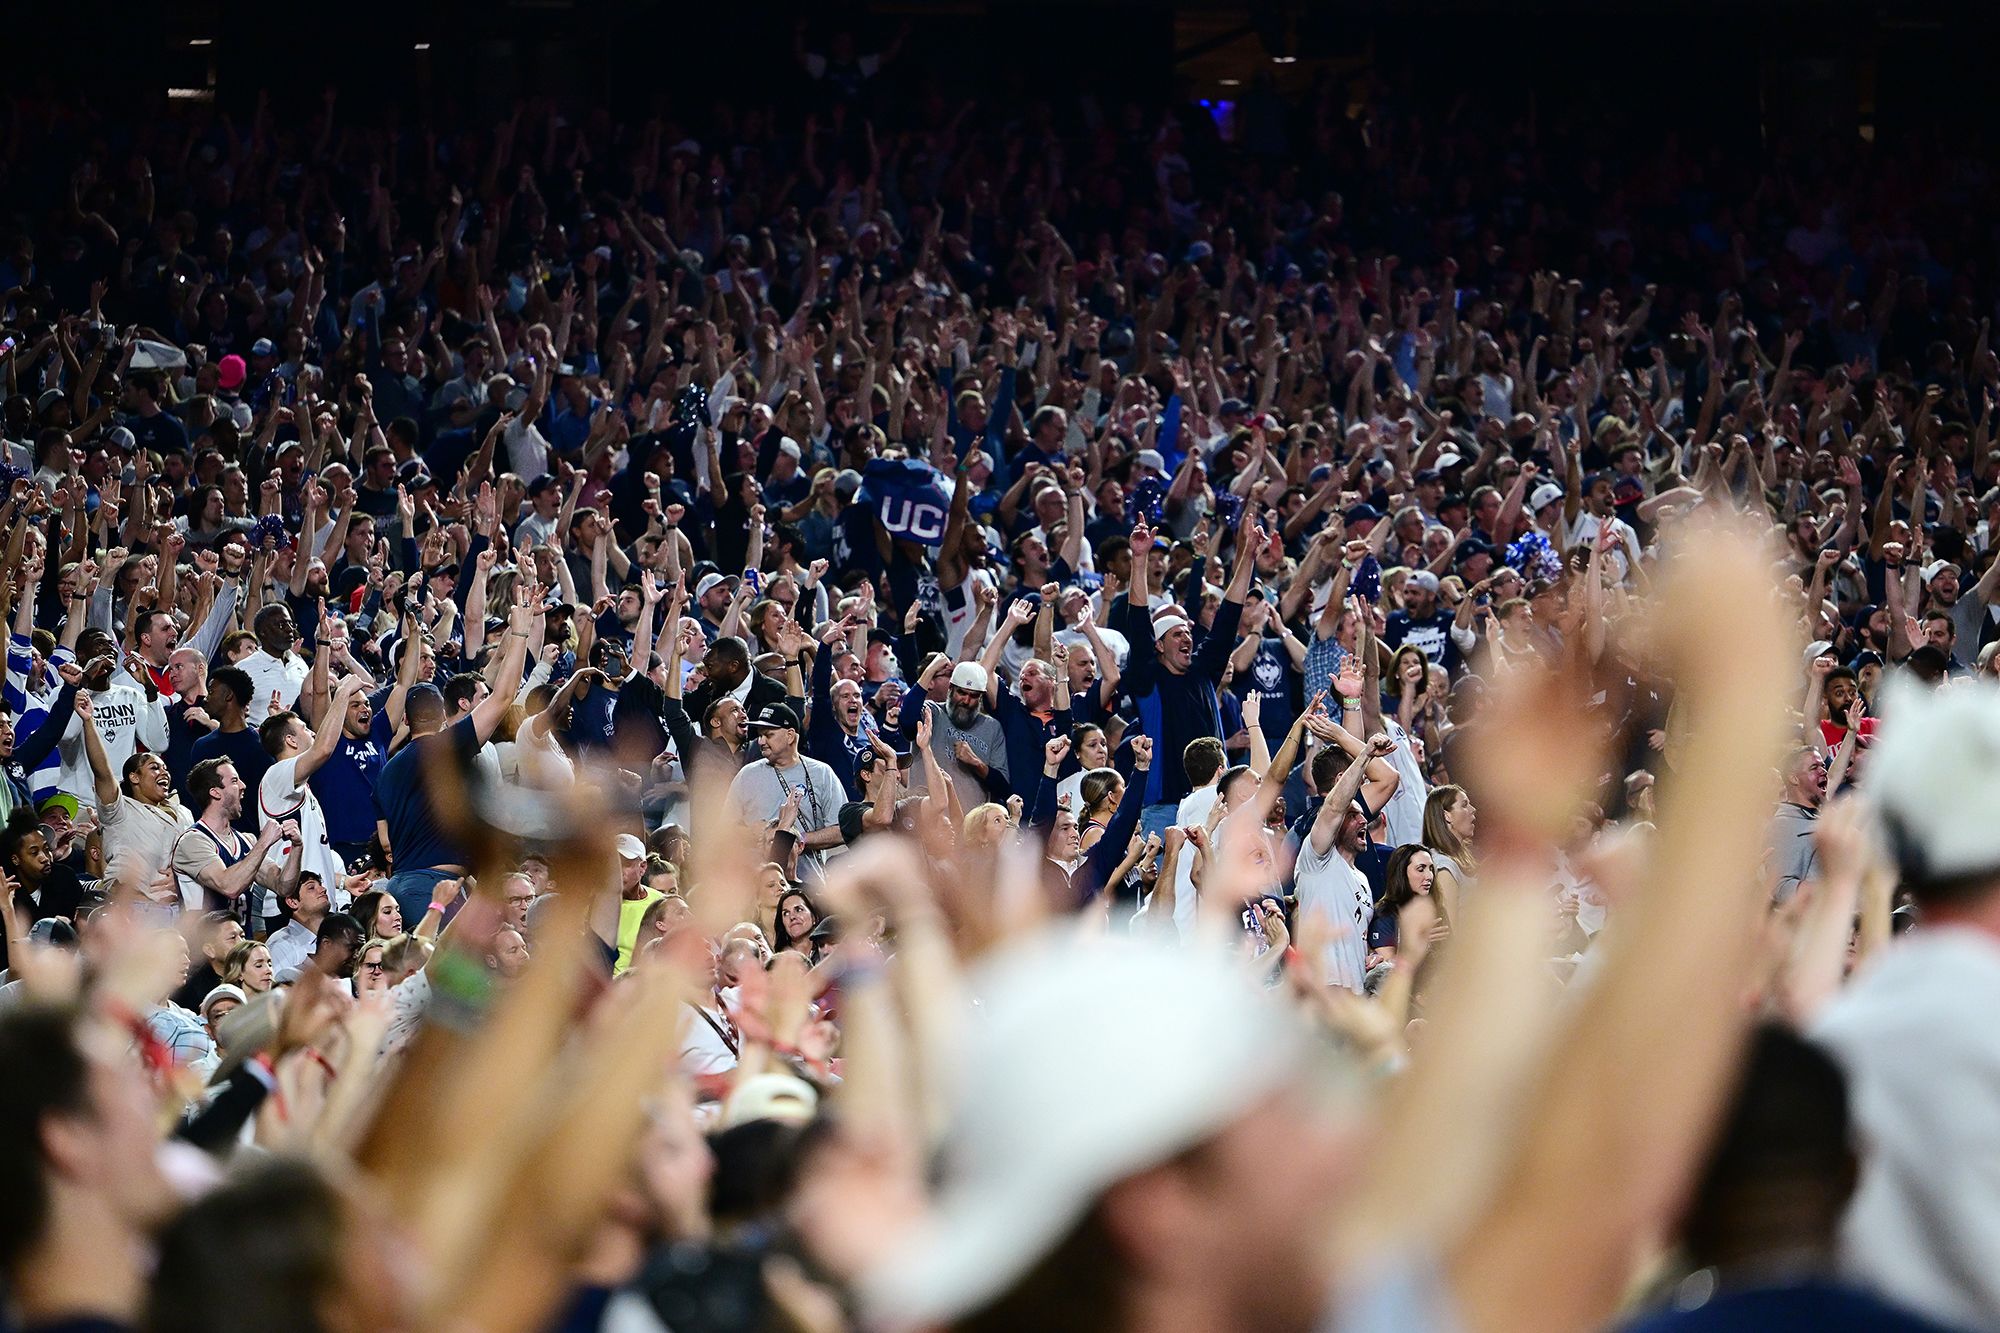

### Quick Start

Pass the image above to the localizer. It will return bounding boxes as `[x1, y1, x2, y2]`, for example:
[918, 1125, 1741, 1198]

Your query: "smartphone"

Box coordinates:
[741, 568, 761, 594]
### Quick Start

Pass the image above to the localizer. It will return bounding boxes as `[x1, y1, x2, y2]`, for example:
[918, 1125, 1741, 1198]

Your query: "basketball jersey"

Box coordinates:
[173, 821, 264, 927]
[940, 567, 996, 659]
[259, 754, 345, 896]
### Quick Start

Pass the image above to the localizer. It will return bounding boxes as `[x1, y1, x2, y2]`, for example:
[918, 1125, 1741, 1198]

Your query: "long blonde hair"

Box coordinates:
[1422, 784, 1477, 871]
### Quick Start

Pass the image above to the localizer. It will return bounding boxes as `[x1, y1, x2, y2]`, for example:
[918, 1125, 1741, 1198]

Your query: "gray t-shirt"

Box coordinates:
[727, 756, 847, 841]
[1768, 802, 1819, 903]
[906, 699, 1009, 813]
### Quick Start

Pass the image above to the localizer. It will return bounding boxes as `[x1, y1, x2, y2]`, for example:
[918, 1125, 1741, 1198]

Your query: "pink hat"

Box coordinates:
[217, 354, 247, 392]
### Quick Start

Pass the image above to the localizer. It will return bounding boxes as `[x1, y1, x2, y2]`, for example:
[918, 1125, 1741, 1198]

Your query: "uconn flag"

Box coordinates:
[858, 458, 952, 546]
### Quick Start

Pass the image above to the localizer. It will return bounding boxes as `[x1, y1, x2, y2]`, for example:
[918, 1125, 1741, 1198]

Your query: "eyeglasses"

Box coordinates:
[361, 959, 386, 972]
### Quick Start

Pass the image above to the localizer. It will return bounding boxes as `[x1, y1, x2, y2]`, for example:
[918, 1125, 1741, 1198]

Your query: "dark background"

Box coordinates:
[12, 1, 1996, 148]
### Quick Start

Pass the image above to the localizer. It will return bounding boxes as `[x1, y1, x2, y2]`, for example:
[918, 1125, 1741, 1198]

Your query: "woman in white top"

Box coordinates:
[1054, 723, 1109, 814]
[1422, 783, 1479, 921]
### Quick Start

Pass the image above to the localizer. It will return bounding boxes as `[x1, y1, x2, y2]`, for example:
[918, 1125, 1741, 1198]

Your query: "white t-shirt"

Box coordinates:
[239, 650, 308, 726]
[258, 755, 342, 892]
[54, 679, 168, 810]
[1565, 512, 1643, 584]
[1164, 784, 1222, 941]
[1379, 722, 1429, 850]
[679, 1002, 738, 1079]
[1815, 927, 2000, 1329]
[1293, 839, 1373, 993]
[504, 415, 554, 480]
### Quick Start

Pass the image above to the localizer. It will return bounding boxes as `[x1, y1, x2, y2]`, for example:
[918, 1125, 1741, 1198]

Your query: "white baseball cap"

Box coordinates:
[1152, 614, 1193, 640]
[1530, 482, 1566, 512]
[615, 833, 647, 861]
[1921, 559, 1960, 585]
[724, 1071, 818, 1127]
[862, 932, 1308, 1325]
[1871, 677, 2000, 884]
[1135, 448, 1167, 474]
[949, 661, 990, 693]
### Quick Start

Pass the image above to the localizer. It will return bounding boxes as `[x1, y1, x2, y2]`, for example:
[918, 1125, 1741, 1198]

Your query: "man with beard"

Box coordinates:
[186, 666, 272, 833]
[304, 669, 390, 870]
[1919, 556, 2000, 662]
[683, 633, 787, 728]
[1293, 734, 1397, 993]
[1770, 746, 1829, 903]
[899, 655, 1011, 814]
[1381, 570, 1462, 673]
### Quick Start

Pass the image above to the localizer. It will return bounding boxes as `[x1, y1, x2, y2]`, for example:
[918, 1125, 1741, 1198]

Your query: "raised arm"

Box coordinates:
[470, 597, 537, 742]
[1442, 520, 1796, 1333]
[73, 687, 119, 811]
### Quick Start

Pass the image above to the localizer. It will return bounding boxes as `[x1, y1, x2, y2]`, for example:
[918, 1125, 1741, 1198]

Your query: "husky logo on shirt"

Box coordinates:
[1251, 649, 1285, 693]
[1400, 622, 1448, 663]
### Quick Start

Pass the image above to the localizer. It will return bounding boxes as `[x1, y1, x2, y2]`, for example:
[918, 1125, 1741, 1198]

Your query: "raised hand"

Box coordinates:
[1334, 656, 1364, 699]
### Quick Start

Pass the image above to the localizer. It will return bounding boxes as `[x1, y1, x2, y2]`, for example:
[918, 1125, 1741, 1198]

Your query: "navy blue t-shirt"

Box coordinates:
[309, 716, 388, 846]
[1620, 1279, 1969, 1333]
[376, 715, 479, 872]
[1239, 631, 1301, 741]
[1382, 608, 1461, 674]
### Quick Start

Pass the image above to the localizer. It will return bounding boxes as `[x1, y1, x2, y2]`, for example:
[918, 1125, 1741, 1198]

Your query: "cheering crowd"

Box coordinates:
[5, 42, 2000, 1333]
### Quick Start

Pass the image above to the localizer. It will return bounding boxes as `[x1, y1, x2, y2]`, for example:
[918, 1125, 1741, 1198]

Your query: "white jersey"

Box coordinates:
[1293, 839, 1373, 993]
[1379, 721, 1429, 849]
[258, 755, 345, 898]
[939, 567, 997, 660]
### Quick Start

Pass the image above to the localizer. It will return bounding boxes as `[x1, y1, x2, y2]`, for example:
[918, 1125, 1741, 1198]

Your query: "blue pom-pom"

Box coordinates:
[1352, 553, 1382, 602]
[1505, 530, 1561, 583]
[253, 514, 295, 551]
[1125, 477, 1168, 526]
